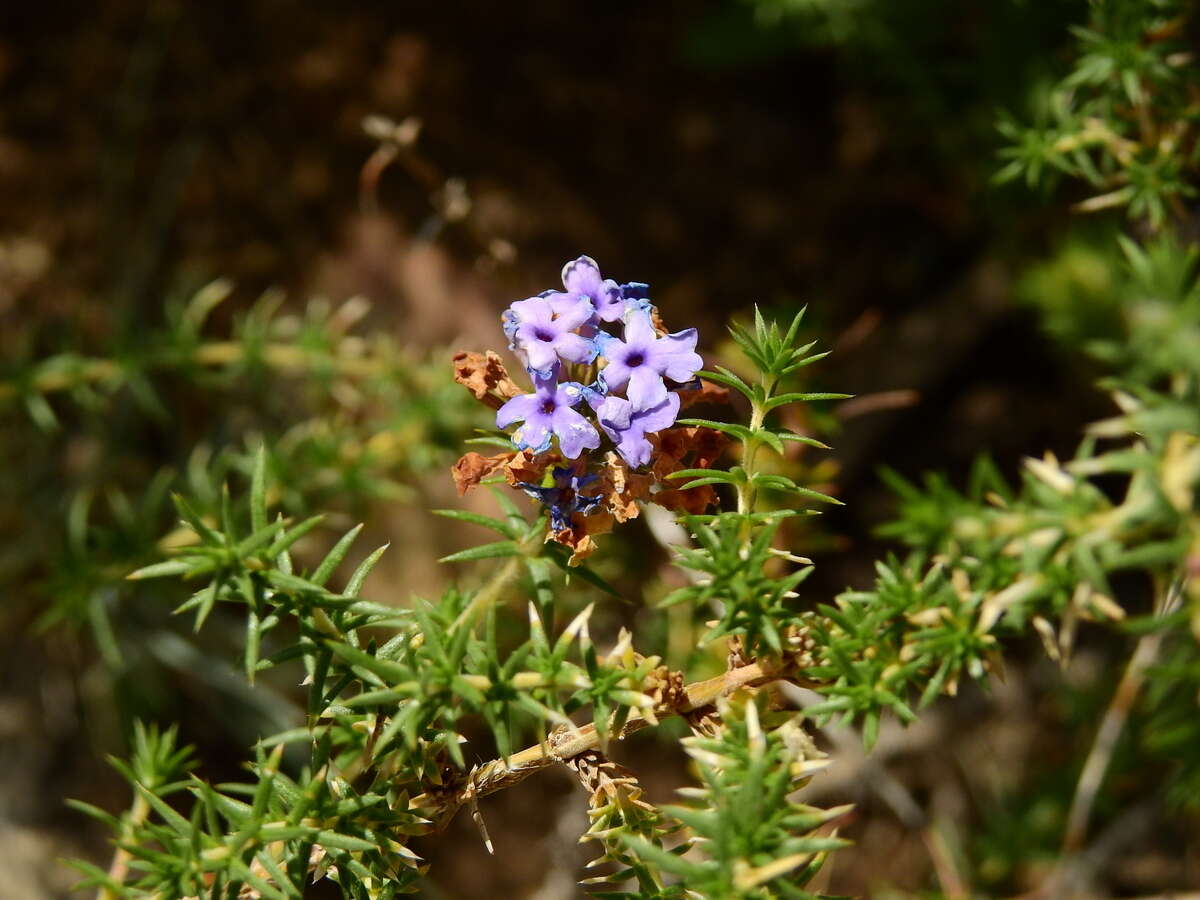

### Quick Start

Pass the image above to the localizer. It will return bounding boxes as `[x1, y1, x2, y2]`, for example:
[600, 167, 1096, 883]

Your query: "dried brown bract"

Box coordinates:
[451, 447, 562, 496]
[567, 749, 657, 816]
[648, 425, 731, 514]
[594, 451, 653, 523]
[679, 377, 733, 410]
[502, 447, 558, 488]
[452, 349, 522, 409]
[655, 425, 730, 473]
[451, 451, 514, 495]
[550, 510, 614, 565]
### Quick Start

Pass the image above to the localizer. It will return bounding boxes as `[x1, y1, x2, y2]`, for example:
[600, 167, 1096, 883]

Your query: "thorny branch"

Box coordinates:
[413, 658, 792, 831]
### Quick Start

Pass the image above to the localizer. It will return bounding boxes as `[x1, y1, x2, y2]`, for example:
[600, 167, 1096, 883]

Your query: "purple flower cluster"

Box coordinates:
[496, 256, 702, 468]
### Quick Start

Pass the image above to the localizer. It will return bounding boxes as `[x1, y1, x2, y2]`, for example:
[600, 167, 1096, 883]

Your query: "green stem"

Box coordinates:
[97, 792, 150, 900]
[736, 375, 775, 529]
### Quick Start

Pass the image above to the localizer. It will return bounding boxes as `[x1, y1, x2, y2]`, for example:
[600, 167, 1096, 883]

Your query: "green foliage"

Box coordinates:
[1140, 631, 1200, 808]
[664, 308, 845, 658]
[1021, 232, 1200, 393]
[996, 0, 1197, 227]
[68, 274, 1194, 896]
[71, 733, 426, 899]
[48, 3, 1200, 894]
[71, 454, 715, 895]
[810, 560, 974, 748]
[59, 302, 866, 898]
[9, 285, 480, 675]
[663, 514, 814, 655]
[626, 698, 847, 900]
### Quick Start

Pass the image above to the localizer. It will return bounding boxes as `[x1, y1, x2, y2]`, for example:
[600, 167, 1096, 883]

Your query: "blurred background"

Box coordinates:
[1, 0, 1195, 897]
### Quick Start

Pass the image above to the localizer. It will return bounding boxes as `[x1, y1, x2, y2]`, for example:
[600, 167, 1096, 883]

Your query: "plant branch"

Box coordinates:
[413, 659, 787, 829]
[96, 792, 150, 900]
[0, 340, 402, 405]
[1061, 575, 1186, 854]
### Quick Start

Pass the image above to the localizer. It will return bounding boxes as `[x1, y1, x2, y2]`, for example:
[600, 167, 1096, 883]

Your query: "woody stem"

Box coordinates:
[412, 658, 790, 829]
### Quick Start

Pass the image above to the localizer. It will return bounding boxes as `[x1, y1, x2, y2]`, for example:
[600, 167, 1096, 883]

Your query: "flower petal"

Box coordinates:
[553, 332, 598, 365]
[582, 382, 608, 411]
[513, 419, 552, 454]
[620, 282, 650, 300]
[562, 256, 603, 296]
[627, 366, 669, 410]
[546, 291, 596, 331]
[655, 328, 703, 383]
[552, 407, 600, 459]
[634, 389, 680, 436]
[615, 431, 654, 468]
[598, 354, 632, 392]
[522, 339, 560, 376]
[555, 381, 587, 408]
[495, 393, 539, 429]
[508, 296, 555, 326]
[594, 280, 625, 322]
[502, 309, 520, 341]
[596, 395, 633, 434]
[622, 309, 657, 346]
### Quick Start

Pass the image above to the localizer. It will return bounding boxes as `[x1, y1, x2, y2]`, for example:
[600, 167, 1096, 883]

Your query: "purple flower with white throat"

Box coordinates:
[504, 292, 597, 377]
[562, 256, 625, 323]
[591, 372, 681, 468]
[496, 371, 600, 459]
[599, 309, 703, 397]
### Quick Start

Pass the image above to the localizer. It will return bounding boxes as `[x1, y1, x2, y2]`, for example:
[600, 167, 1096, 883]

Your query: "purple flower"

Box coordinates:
[518, 467, 602, 532]
[503, 292, 597, 377]
[599, 309, 703, 397]
[562, 256, 625, 323]
[619, 282, 654, 317]
[496, 371, 600, 459]
[591, 371, 681, 468]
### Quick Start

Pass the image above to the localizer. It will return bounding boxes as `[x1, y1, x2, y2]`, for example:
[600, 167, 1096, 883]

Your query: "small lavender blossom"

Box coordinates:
[562, 256, 625, 323]
[496, 371, 600, 459]
[591, 372, 681, 468]
[518, 467, 602, 532]
[598, 309, 703, 396]
[503, 292, 597, 376]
